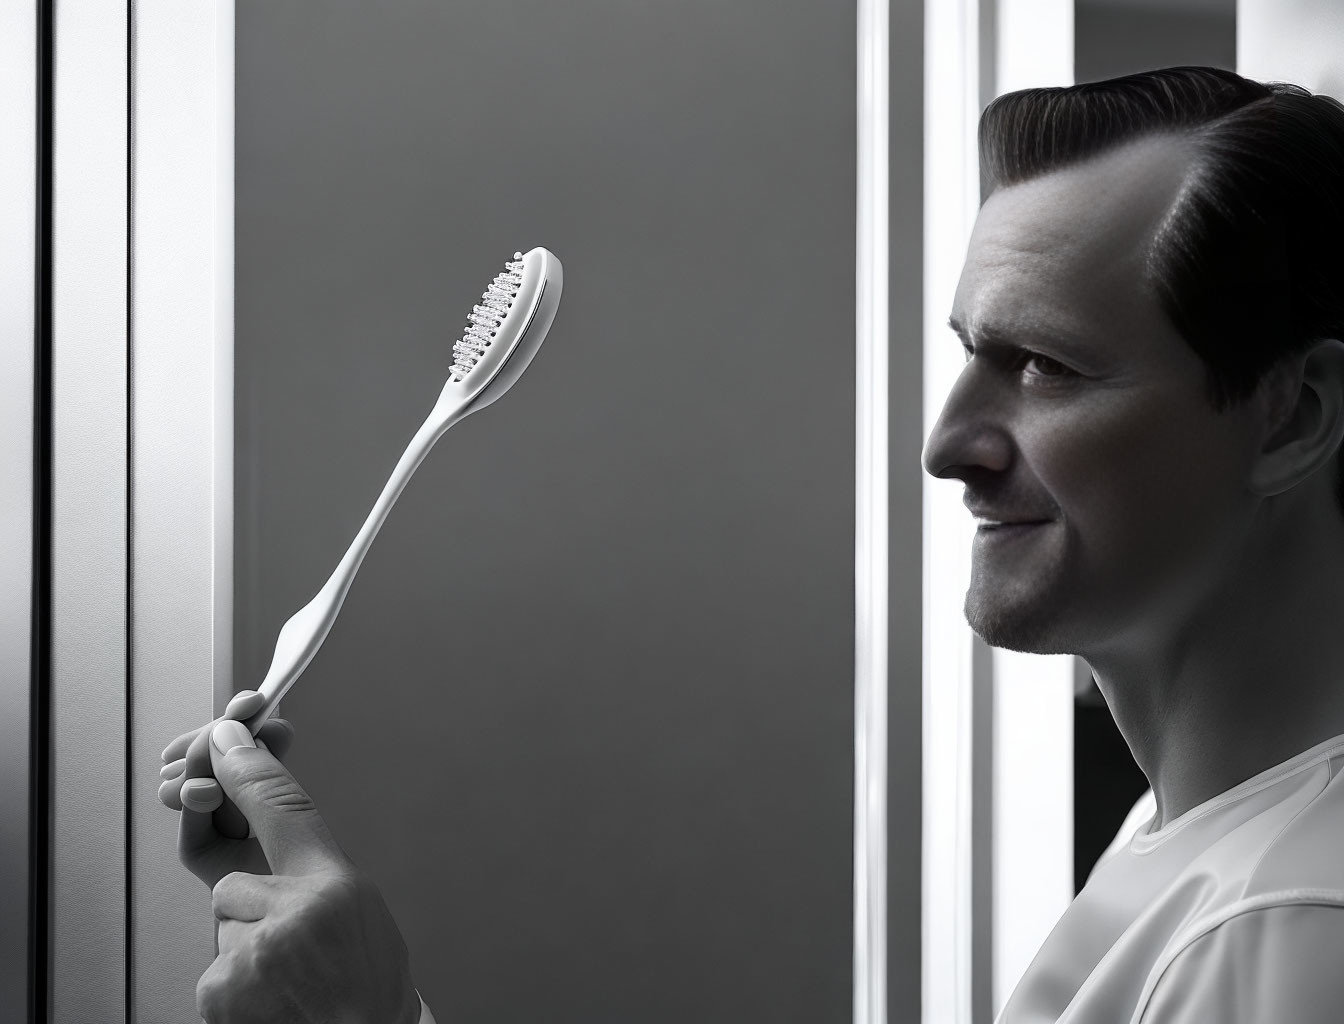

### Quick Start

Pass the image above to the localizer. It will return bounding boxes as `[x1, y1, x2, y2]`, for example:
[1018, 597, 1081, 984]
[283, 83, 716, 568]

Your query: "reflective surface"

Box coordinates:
[234, 3, 864, 1020]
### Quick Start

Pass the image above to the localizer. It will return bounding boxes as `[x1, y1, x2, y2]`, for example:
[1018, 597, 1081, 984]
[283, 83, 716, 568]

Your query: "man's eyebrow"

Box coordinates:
[946, 314, 1081, 351]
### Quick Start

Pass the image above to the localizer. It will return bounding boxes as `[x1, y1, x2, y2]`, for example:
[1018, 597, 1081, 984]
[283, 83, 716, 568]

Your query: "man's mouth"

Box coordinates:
[974, 519, 1051, 535]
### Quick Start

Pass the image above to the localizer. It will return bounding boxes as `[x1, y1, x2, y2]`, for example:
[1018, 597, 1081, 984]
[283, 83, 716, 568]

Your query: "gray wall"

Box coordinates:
[234, 3, 923, 1021]
[1076, 0, 1235, 82]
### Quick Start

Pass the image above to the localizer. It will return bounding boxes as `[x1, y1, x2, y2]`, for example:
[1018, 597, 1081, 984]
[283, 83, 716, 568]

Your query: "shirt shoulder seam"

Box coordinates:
[1241, 752, 1335, 893]
[1132, 891, 1344, 1024]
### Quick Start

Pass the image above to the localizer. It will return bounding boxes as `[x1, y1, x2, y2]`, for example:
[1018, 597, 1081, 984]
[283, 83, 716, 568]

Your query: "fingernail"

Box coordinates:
[181, 779, 223, 813]
[160, 758, 186, 780]
[212, 720, 256, 756]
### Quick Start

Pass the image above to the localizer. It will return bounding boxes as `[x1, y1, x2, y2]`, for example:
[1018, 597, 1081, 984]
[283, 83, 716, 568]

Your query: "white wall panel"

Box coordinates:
[50, 2, 128, 1020]
[129, 1, 234, 1020]
[0, 2, 38, 1019]
[1238, 0, 1344, 97]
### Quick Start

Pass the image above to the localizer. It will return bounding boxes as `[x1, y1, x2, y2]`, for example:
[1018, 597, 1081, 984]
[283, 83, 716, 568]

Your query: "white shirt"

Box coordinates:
[418, 991, 436, 1023]
[997, 730, 1344, 1023]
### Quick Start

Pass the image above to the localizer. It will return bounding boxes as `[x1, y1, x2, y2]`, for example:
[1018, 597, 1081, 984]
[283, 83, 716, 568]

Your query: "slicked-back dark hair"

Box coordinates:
[978, 66, 1344, 517]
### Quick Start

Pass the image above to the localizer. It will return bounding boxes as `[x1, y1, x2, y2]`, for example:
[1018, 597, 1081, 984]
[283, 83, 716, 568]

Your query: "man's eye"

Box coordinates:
[1017, 351, 1072, 378]
[960, 345, 1075, 381]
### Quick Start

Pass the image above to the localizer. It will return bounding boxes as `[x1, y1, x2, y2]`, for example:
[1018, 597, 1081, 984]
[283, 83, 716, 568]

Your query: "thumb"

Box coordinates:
[208, 720, 351, 877]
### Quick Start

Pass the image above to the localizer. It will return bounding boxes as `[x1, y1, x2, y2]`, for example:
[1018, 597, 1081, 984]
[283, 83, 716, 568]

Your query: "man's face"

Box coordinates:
[921, 134, 1263, 655]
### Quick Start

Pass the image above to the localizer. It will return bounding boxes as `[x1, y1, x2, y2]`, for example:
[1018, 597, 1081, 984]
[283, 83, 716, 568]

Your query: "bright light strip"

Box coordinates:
[854, 0, 889, 1022]
[989, 2, 1075, 1016]
[922, 0, 981, 1021]
[214, 0, 235, 707]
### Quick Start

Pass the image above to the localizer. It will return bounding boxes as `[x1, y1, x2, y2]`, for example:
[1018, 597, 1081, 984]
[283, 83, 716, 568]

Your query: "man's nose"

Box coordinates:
[920, 378, 1014, 480]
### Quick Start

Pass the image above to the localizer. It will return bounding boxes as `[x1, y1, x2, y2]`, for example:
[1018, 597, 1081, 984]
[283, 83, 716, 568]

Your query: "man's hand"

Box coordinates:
[186, 715, 421, 1024]
[158, 690, 295, 886]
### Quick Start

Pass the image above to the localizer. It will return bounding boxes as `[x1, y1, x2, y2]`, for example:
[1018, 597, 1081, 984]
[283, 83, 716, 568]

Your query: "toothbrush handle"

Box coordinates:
[212, 394, 467, 841]
[239, 399, 467, 737]
[212, 400, 465, 841]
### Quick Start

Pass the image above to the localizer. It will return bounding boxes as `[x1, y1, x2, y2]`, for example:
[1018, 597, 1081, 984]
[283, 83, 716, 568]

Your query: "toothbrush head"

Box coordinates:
[441, 246, 563, 414]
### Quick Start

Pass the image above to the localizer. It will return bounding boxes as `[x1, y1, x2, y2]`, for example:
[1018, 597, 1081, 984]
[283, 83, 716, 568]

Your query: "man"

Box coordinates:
[923, 66, 1344, 1021]
[160, 66, 1344, 1022]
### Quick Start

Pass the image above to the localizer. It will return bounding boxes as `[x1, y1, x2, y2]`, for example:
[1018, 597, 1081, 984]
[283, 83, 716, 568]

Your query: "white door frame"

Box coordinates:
[47, 1, 130, 1021]
[25, 2, 234, 1021]
[922, 1, 1076, 1021]
[127, 2, 236, 1021]
[0, 2, 40, 1020]
[26, 1, 939, 1021]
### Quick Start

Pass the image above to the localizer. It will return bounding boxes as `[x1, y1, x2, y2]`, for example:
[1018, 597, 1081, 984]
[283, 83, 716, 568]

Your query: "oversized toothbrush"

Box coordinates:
[202, 247, 563, 838]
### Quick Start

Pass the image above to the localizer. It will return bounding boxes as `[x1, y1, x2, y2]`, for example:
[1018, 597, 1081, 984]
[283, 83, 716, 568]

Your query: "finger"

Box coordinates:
[159, 775, 185, 812]
[161, 722, 208, 764]
[182, 721, 218, 791]
[215, 917, 259, 954]
[161, 757, 186, 780]
[177, 806, 273, 890]
[209, 721, 350, 876]
[179, 799, 241, 890]
[181, 778, 223, 814]
[180, 721, 253, 840]
[183, 706, 269, 784]
[212, 870, 278, 922]
[224, 689, 266, 721]
[255, 717, 295, 762]
[162, 690, 264, 767]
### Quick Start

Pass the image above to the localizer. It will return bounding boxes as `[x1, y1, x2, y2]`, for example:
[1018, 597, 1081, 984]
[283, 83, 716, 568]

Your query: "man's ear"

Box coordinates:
[1247, 338, 1344, 498]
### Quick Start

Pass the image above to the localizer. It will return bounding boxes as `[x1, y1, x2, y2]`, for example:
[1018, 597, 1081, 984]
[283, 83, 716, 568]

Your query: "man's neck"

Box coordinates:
[1084, 499, 1344, 831]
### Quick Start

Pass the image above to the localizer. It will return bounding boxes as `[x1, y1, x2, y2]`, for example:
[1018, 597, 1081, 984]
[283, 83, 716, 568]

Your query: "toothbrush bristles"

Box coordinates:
[449, 255, 525, 382]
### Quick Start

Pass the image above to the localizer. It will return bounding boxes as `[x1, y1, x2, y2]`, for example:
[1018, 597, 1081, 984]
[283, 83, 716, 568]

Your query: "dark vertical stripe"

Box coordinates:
[31, 2, 54, 1022]
[125, 2, 136, 1021]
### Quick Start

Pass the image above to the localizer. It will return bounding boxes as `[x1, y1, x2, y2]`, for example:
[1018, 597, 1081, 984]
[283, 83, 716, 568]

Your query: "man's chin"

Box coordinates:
[964, 594, 1072, 655]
